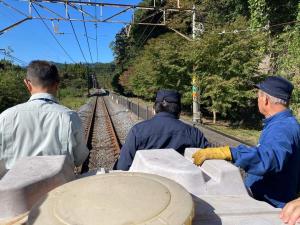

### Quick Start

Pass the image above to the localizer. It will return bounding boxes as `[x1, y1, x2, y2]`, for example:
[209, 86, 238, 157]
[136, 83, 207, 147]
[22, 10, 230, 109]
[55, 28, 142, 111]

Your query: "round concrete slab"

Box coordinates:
[28, 172, 194, 225]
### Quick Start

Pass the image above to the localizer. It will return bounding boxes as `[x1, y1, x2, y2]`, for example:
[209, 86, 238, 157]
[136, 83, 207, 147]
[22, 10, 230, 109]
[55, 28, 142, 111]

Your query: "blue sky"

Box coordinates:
[0, 0, 141, 65]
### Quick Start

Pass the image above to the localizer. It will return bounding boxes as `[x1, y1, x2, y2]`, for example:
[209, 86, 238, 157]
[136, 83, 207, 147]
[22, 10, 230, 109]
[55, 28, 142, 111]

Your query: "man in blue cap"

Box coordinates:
[192, 76, 300, 208]
[115, 89, 210, 170]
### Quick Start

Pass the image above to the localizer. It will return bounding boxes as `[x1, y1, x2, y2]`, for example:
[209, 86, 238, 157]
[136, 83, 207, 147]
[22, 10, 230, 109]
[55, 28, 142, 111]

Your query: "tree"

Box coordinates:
[129, 33, 191, 100]
[273, 24, 300, 119]
[186, 18, 266, 123]
[0, 60, 28, 113]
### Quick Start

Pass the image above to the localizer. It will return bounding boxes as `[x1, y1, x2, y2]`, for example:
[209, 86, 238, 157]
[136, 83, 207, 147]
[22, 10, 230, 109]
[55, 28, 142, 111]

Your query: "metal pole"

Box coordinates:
[192, 4, 195, 39]
[192, 4, 200, 123]
[65, 2, 68, 18]
[29, 0, 32, 17]
[192, 75, 200, 122]
[137, 102, 139, 119]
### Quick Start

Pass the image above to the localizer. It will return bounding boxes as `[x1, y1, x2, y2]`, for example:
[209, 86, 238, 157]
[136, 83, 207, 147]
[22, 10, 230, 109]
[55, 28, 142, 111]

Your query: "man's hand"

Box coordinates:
[192, 146, 232, 166]
[280, 198, 300, 225]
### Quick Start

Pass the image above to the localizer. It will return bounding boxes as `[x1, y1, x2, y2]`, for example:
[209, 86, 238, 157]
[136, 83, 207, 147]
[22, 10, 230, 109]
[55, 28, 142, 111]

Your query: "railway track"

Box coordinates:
[79, 96, 121, 173]
[78, 92, 251, 174]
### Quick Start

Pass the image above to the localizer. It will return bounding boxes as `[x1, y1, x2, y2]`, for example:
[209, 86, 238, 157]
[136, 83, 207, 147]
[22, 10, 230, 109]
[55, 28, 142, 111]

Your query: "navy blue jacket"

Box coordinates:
[231, 110, 300, 208]
[116, 112, 209, 170]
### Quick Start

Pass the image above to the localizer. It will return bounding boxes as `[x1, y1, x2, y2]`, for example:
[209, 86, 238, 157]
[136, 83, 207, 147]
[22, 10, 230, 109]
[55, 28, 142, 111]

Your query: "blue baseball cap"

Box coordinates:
[255, 76, 294, 101]
[155, 90, 181, 103]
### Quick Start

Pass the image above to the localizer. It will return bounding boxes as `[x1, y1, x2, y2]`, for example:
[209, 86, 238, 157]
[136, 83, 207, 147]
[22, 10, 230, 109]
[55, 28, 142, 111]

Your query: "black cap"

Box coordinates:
[255, 76, 294, 101]
[155, 90, 181, 103]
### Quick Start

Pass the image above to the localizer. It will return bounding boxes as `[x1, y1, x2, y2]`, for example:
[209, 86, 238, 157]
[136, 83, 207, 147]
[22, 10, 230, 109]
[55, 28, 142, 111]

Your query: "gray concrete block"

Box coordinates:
[130, 149, 206, 196]
[0, 159, 6, 179]
[130, 148, 283, 225]
[193, 195, 282, 225]
[185, 147, 247, 195]
[0, 156, 75, 220]
[184, 147, 198, 162]
[200, 160, 247, 196]
[130, 149, 248, 196]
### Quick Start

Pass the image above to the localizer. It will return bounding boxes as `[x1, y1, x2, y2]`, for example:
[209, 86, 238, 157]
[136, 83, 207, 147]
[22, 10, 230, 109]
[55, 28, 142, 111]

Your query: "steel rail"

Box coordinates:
[100, 97, 121, 158]
[83, 97, 98, 143]
[81, 95, 121, 172]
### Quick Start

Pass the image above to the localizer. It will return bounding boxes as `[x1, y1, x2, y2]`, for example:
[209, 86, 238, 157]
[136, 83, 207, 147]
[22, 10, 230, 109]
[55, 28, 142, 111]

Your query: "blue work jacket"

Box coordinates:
[231, 109, 300, 208]
[116, 112, 209, 170]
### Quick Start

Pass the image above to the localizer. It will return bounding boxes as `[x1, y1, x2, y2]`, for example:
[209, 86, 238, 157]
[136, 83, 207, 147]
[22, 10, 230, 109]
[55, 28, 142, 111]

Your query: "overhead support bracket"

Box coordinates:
[102, 7, 132, 23]
[168, 27, 192, 41]
[0, 17, 31, 35]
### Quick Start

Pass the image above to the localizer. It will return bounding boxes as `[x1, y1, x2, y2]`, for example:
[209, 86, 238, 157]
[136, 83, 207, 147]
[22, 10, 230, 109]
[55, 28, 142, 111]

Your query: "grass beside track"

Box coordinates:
[207, 124, 260, 146]
[60, 96, 87, 110]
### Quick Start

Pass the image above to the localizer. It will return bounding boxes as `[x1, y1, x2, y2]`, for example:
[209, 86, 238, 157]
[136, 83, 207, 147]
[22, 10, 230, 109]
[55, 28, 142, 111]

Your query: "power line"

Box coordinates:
[1, 0, 28, 17]
[199, 20, 300, 36]
[67, 11, 88, 63]
[135, 11, 160, 47]
[0, 51, 27, 65]
[138, 14, 164, 49]
[32, 4, 76, 63]
[80, 5, 93, 63]
[94, 5, 99, 62]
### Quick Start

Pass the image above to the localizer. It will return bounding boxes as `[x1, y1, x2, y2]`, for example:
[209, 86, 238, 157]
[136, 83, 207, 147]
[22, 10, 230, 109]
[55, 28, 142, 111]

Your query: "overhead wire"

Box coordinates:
[0, 0, 28, 17]
[137, 13, 164, 49]
[94, 5, 99, 62]
[198, 20, 300, 36]
[137, 12, 162, 49]
[1, 2, 62, 62]
[0, 51, 27, 65]
[67, 10, 88, 64]
[80, 5, 93, 63]
[32, 4, 76, 63]
[135, 11, 160, 46]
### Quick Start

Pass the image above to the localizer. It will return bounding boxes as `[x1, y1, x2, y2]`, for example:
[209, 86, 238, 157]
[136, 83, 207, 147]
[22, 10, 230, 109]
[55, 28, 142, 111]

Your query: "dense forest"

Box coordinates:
[110, 0, 300, 124]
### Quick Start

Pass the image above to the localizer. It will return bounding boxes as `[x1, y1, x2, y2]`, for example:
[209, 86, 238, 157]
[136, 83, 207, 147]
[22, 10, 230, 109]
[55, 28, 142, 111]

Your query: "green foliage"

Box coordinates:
[0, 61, 95, 113]
[272, 25, 300, 119]
[187, 18, 266, 122]
[0, 60, 29, 113]
[57, 63, 89, 99]
[199, 0, 249, 25]
[248, 0, 299, 32]
[248, 0, 268, 28]
[128, 33, 191, 101]
[110, 0, 300, 125]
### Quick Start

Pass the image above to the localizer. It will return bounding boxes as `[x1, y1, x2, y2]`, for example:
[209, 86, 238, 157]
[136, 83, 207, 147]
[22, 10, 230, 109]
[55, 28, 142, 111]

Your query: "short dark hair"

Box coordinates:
[154, 101, 181, 118]
[26, 60, 60, 87]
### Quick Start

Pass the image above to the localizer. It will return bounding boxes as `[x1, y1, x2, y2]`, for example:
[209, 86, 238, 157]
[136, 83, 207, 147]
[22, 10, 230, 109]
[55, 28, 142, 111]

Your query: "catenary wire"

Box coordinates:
[32, 4, 76, 63]
[67, 11, 88, 63]
[80, 5, 93, 63]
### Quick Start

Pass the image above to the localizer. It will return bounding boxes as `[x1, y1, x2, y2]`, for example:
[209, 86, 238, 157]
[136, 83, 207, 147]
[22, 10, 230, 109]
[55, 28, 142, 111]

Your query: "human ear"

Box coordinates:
[23, 79, 32, 93]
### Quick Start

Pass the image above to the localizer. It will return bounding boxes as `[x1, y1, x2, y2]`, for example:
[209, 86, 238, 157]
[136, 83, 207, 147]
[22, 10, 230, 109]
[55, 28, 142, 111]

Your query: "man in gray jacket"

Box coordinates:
[0, 60, 88, 169]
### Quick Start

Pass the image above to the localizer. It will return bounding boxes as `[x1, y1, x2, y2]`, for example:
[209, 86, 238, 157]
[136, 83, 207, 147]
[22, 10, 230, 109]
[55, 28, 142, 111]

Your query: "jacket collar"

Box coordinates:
[154, 112, 178, 119]
[28, 93, 58, 103]
[263, 109, 293, 126]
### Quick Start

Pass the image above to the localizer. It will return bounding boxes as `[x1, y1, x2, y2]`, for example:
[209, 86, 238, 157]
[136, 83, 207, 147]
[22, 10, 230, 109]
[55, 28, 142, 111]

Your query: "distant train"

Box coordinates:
[88, 88, 108, 97]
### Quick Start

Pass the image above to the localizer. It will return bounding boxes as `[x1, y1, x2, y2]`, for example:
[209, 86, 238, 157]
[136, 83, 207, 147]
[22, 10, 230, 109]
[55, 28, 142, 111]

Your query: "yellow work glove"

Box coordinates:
[192, 146, 232, 166]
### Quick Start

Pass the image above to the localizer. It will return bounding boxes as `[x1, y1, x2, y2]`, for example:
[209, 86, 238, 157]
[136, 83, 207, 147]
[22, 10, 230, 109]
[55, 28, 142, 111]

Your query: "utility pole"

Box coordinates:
[191, 4, 201, 123]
